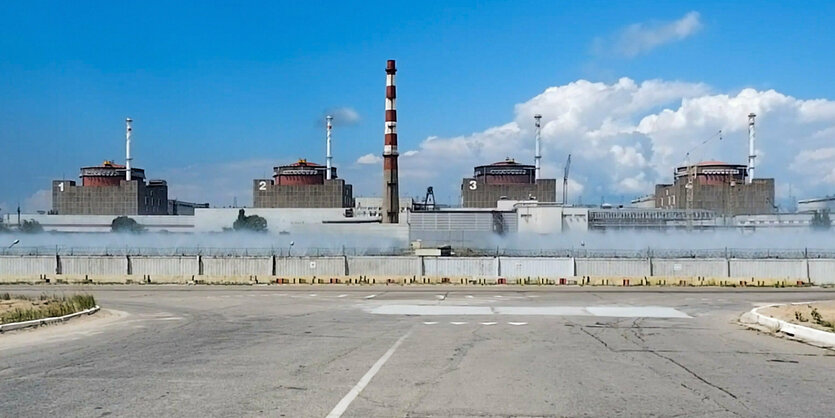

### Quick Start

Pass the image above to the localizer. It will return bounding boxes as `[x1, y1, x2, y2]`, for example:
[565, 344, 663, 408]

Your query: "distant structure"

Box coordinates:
[51, 118, 203, 216]
[654, 161, 774, 215]
[253, 159, 353, 208]
[534, 114, 542, 179]
[797, 196, 835, 213]
[382, 59, 400, 223]
[747, 113, 757, 184]
[461, 158, 557, 208]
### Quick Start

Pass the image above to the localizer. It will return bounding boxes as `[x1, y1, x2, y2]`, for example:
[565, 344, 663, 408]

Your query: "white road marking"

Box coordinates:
[508, 322, 528, 326]
[337, 294, 348, 298]
[450, 321, 468, 325]
[309, 294, 317, 297]
[326, 331, 411, 418]
[465, 295, 474, 299]
[480, 322, 497, 325]
[369, 304, 691, 319]
[151, 317, 184, 321]
[494, 295, 503, 298]
[364, 294, 377, 299]
[422, 321, 438, 325]
[435, 294, 446, 300]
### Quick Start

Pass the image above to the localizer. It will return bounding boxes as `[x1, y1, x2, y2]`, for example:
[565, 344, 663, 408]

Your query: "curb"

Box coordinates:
[0, 305, 100, 333]
[740, 302, 835, 349]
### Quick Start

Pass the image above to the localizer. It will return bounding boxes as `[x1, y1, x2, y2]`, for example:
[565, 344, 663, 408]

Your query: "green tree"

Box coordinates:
[111, 216, 145, 233]
[19, 219, 43, 234]
[811, 210, 832, 231]
[232, 209, 267, 232]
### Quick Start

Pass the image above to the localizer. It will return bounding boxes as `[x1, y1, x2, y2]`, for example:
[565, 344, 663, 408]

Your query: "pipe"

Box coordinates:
[126, 117, 133, 181]
[534, 114, 542, 179]
[326, 115, 333, 180]
[747, 113, 756, 184]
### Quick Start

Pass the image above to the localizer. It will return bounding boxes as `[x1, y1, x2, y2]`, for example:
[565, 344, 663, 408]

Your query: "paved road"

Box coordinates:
[1, 285, 834, 417]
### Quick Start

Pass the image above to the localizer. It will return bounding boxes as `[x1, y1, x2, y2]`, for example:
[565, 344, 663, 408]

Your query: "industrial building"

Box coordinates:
[461, 158, 557, 208]
[654, 161, 775, 215]
[253, 159, 354, 208]
[653, 114, 775, 216]
[797, 196, 835, 213]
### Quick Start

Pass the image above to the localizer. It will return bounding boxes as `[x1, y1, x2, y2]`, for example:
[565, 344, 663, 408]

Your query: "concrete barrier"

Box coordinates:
[651, 258, 728, 277]
[423, 257, 499, 279]
[202, 256, 272, 276]
[809, 259, 835, 284]
[729, 259, 808, 280]
[61, 256, 127, 275]
[347, 256, 421, 277]
[575, 258, 650, 278]
[0, 255, 56, 275]
[276, 257, 345, 277]
[498, 257, 573, 279]
[131, 256, 200, 276]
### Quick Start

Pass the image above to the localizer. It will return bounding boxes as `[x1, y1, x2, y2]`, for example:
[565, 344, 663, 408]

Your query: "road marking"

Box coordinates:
[494, 295, 503, 298]
[337, 294, 348, 298]
[364, 294, 377, 299]
[435, 294, 446, 300]
[151, 317, 184, 321]
[369, 304, 691, 318]
[450, 321, 468, 325]
[326, 331, 411, 418]
[309, 294, 317, 297]
[508, 322, 528, 326]
[480, 322, 497, 325]
[465, 295, 474, 299]
[423, 321, 438, 325]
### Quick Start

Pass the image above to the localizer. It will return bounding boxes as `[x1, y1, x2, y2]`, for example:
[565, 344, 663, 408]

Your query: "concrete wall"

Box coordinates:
[131, 256, 199, 276]
[347, 256, 420, 277]
[423, 257, 498, 278]
[809, 259, 835, 284]
[0, 255, 56, 275]
[651, 258, 728, 277]
[729, 259, 807, 280]
[202, 256, 272, 276]
[276, 257, 345, 277]
[499, 257, 573, 278]
[61, 256, 128, 275]
[576, 258, 651, 277]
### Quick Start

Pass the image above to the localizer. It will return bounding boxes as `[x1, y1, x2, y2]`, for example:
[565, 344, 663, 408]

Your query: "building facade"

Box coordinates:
[253, 159, 354, 208]
[461, 159, 557, 208]
[51, 161, 168, 215]
[655, 161, 775, 216]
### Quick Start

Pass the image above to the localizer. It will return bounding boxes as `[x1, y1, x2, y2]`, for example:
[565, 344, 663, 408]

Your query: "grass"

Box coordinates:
[0, 294, 97, 325]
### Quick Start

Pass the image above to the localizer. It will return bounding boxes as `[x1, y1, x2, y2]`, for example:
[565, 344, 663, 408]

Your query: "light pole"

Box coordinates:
[288, 241, 294, 257]
[8, 239, 20, 249]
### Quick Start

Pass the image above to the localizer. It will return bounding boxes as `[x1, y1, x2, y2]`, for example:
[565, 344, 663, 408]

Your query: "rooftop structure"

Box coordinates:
[253, 159, 353, 208]
[461, 158, 557, 208]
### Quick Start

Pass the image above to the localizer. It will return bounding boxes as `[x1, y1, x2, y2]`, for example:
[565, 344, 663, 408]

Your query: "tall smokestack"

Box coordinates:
[534, 114, 542, 179]
[382, 59, 400, 224]
[326, 115, 333, 180]
[747, 113, 756, 184]
[125, 117, 133, 181]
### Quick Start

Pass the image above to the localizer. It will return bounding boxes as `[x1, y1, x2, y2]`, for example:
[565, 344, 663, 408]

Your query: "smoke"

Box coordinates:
[317, 107, 361, 127]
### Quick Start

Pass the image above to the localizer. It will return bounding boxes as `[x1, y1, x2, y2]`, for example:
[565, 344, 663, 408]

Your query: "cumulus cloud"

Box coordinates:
[596, 11, 703, 57]
[356, 153, 382, 165]
[391, 77, 835, 205]
[23, 189, 51, 212]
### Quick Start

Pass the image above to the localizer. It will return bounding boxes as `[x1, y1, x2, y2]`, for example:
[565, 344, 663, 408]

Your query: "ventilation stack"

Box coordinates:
[534, 114, 542, 179]
[382, 59, 400, 224]
[125, 117, 133, 181]
[326, 115, 333, 180]
[747, 113, 756, 184]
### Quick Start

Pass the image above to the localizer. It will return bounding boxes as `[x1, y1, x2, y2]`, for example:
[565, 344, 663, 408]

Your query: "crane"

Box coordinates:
[562, 154, 572, 205]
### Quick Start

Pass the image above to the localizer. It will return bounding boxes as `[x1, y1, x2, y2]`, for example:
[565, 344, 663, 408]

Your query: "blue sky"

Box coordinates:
[2, 1, 835, 210]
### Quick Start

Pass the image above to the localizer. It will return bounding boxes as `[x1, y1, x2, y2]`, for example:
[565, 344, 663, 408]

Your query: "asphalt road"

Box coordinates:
[1, 285, 834, 417]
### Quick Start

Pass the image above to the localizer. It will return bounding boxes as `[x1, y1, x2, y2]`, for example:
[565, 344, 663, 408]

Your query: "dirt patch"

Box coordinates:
[760, 301, 835, 333]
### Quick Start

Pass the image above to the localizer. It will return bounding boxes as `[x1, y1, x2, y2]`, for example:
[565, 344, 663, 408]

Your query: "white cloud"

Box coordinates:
[384, 77, 835, 205]
[325, 107, 361, 126]
[356, 153, 382, 165]
[597, 11, 703, 57]
[23, 189, 51, 212]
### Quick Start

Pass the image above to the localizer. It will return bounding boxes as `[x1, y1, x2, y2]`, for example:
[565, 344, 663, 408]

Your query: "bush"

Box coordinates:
[111, 216, 145, 233]
[232, 209, 267, 232]
[0, 293, 97, 324]
[19, 219, 43, 234]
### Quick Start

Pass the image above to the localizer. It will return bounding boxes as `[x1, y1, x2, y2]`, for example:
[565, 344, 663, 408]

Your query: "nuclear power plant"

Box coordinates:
[1, 60, 828, 240]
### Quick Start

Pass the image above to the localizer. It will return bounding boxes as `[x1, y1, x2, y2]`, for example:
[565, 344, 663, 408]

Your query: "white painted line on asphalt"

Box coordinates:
[494, 295, 503, 298]
[370, 305, 493, 316]
[586, 306, 691, 319]
[465, 295, 474, 299]
[422, 321, 438, 325]
[508, 322, 528, 326]
[368, 304, 691, 319]
[480, 322, 497, 325]
[309, 294, 318, 297]
[495, 306, 588, 316]
[450, 321, 468, 325]
[364, 294, 377, 299]
[326, 331, 411, 418]
[337, 294, 348, 298]
[435, 294, 446, 300]
[151, 317, 184, 321]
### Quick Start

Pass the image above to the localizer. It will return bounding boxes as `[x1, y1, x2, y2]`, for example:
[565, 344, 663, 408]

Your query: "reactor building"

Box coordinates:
[461, 158, 557, 208]
[50, 118, 205, 216]
[253, 158, 354, 208]
[654, 114, 775, 216]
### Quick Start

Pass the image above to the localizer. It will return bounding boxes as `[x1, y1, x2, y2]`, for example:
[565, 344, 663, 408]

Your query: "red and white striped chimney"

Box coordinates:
[382, 59, 400, 223]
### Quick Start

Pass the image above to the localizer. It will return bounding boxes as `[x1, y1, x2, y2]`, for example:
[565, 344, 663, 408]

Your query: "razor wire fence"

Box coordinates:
[1, 246, 835, 259]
